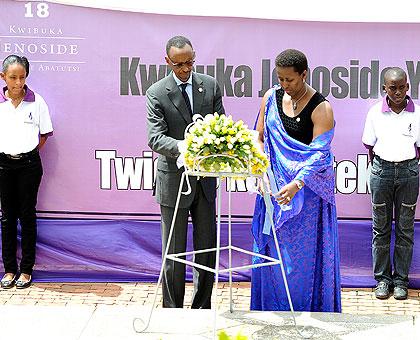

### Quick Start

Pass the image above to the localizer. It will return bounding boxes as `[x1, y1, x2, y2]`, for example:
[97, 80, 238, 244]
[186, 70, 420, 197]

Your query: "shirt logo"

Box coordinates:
[402, 123, 413, 137]
[24, 112, 33, 124]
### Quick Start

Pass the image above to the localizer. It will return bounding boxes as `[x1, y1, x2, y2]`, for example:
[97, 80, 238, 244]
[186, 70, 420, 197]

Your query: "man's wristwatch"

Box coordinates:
[294, 180, 304, 190]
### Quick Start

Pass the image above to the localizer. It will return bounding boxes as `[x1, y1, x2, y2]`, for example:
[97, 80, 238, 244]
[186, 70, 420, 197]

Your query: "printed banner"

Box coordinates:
[2, 0, 420, 219]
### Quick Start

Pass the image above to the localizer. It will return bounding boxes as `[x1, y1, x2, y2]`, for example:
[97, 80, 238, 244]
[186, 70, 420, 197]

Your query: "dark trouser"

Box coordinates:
[160, 181, 216, 308]
[0, 150, 43, 275]
[370, 156, 419, 288]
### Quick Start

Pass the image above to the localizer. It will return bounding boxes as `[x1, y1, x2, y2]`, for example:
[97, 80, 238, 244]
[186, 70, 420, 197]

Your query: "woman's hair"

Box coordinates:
[275, 49, 308, 75]
[2, 55, 30, 77]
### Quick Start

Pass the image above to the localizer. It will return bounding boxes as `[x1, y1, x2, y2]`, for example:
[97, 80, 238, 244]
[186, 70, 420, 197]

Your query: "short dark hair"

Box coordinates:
[166, 36, 193, 55]
[2, 55, 30, 77]
[383, 67, 407, 83]
[275, 49, 308, 75]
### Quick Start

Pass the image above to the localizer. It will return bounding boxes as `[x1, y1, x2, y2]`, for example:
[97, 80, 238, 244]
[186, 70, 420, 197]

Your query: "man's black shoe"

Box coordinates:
[374, 281, 392, 299]
[393, 286, 408, 300]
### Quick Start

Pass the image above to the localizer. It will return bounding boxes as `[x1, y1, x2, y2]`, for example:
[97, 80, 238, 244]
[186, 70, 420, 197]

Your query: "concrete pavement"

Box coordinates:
[0, 283, 419, 339]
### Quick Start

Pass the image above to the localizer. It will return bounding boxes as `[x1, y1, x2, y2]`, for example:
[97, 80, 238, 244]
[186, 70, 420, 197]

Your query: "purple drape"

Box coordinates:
[0, 218, 419, 288]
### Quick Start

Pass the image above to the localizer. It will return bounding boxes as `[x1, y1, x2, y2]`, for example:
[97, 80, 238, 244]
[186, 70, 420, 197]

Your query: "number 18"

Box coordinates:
[24, 2, 50, 18]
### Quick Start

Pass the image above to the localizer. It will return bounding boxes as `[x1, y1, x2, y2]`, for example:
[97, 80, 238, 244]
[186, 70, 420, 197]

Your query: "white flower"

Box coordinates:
[195, 136, 205, 147]
[204, 114, 213, 123]
[183, 113, 268, 174]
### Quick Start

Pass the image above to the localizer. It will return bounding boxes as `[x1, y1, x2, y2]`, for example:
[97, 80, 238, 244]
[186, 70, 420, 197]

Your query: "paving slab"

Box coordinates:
[0, 305, 95, 340]
[1, 282, 419, 340]
[18, 305, 420, 340]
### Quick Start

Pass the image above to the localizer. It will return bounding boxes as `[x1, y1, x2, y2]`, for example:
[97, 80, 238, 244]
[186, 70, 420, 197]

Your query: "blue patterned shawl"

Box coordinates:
[251, 86, 341, 312]
[253, 86, 336, 252]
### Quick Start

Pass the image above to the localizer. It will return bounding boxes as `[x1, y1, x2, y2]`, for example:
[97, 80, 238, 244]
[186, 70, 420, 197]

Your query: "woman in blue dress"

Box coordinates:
[251, 49, 341, 312]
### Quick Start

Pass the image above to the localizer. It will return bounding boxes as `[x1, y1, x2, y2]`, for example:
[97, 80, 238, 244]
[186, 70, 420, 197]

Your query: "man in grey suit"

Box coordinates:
[146, 36, 225, 308]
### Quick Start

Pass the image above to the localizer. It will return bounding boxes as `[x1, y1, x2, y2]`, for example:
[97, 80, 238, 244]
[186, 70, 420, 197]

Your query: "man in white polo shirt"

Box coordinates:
[362, 67, 420, 300]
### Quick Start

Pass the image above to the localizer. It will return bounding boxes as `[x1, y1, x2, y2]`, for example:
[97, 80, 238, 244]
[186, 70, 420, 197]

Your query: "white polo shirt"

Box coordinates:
[362, 96, 420, 162]
[0, 85, 53, 155]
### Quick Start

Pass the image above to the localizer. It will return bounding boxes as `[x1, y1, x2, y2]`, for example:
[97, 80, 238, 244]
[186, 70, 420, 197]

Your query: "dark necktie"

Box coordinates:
[180, 83, 193, 116]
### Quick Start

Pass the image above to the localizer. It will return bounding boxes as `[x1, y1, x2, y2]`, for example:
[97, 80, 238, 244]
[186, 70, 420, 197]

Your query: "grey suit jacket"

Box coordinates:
[147, 72, 225, 208]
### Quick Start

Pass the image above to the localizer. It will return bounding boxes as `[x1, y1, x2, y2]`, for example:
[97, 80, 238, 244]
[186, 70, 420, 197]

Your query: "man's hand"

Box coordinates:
[176, 140, 186, 169]
[176, 154, 185, 168]
[177, 140, 186, 153]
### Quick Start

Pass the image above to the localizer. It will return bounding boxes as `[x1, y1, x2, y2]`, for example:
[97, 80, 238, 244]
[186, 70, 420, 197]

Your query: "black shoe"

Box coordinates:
[15, 274, 32, 289]
[393, 286, 408, 300]
[0, 273, 17, 289]
[374, 281, 392, 299]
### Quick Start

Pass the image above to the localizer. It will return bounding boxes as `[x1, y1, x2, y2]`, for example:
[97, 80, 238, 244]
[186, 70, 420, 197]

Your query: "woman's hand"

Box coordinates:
[274, 181, 301, 205]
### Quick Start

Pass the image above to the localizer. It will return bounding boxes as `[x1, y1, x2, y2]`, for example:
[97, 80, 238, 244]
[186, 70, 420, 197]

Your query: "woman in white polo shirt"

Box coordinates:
[0, 55, 53, 289]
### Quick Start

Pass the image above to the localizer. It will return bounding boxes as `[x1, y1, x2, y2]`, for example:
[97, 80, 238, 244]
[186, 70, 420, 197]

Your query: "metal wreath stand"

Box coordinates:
[133, 117, 312, 339]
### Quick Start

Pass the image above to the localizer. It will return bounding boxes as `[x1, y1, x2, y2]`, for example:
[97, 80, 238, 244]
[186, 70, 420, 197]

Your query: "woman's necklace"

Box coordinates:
[291, 84, 308, 111]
